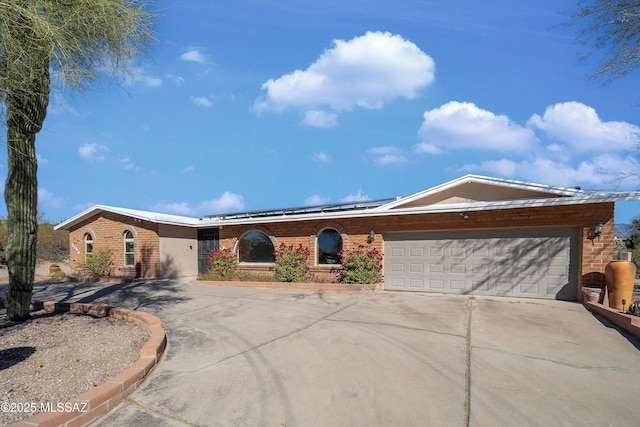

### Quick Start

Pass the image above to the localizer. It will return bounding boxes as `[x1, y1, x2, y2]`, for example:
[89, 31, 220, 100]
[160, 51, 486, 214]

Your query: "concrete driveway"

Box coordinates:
[18, 280, 640, 426]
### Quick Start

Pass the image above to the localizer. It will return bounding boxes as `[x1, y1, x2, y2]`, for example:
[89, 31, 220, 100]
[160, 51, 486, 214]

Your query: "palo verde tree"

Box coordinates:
[0, 1, 156, 321]
[568, 1, 640, 83]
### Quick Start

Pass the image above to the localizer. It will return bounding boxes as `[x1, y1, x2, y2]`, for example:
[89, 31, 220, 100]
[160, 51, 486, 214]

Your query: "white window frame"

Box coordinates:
[85, 233, 93, 259]
[124, 231, 135, 266]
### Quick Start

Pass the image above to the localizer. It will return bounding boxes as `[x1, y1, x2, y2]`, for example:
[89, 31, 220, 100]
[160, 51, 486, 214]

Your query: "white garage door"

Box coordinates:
[384, 228, 578, 300]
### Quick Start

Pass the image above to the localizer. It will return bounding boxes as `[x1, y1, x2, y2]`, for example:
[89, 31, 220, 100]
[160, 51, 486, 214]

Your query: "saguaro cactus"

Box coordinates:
[3, 7, 50, 321]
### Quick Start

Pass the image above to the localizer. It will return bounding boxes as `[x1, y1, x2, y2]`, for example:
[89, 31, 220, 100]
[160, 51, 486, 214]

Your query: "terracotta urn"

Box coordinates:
[605, 260, 636, 311]
[49, 264, 61, 274]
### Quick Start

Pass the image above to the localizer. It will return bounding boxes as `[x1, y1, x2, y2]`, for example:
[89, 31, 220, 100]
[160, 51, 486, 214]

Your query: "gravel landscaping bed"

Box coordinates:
[0, 309, 148, 425]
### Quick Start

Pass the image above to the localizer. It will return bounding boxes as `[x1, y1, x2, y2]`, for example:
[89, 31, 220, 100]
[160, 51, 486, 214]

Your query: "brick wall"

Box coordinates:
[66, 202, 615, 288]
[68, 212, 161, 278]
[219, 202, 615, 288]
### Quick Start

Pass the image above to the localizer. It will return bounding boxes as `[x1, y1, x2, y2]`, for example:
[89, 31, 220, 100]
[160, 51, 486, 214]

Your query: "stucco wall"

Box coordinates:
[158, 224, 198, 277]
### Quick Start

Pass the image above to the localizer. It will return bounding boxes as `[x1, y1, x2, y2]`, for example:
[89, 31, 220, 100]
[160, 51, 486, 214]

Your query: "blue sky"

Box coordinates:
[6, 0, 640, 223]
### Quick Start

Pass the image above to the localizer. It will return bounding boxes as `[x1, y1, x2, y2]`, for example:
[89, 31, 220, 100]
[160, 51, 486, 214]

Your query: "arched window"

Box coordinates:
[238, 231, 275, 263]
[124, 231, 135, 266]
[318, 229, 342, 265]
[85, 233, 93, 259]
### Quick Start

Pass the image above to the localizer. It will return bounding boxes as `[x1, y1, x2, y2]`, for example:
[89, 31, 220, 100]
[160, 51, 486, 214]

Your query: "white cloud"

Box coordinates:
[200, 192, 245, 213]
[166, 73, 185, 86]
[123, 67, 162, 87]
[182, 165, 195, 173]
[254, 31, 435, 124]
[436, 100, 640, 190]
[304, 110, 338, 127]
[462, 154, 640, 189]
[368, 146, 407, 165]
[118, 157, 140, 171]
[377, 155, 408, 165]
[460, 158, 518, 176]
[151, 202, 194, 216]
[416, 101, 538, 154]
[312, 152, 332, 163]
[305, 194, 330, 205]
[180, 47, 208, 64]
[38, 188, 63, 210]
[79, 143, 108, 161]
[340, 191, 370, 203]
[191, 96, 214, 108]
[37, 154, 48, 164]
[527, 101, 640, 153]
[152, 192, 245, 217]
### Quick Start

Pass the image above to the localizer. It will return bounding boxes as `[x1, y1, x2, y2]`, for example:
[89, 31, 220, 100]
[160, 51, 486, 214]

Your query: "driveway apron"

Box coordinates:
[12, 281, 640, 427]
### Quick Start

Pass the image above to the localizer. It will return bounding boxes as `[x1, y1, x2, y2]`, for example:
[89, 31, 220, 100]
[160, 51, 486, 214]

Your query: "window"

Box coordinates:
[124, 231, 135, 266]
[85, 234, 93, 259]
[318, 229, 342, 265]
[238, 230, 275, 263]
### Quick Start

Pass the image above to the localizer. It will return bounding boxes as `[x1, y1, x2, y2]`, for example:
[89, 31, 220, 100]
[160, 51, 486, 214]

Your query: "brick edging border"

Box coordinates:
[583, 301, 640, 340]
[7, 301, 166, 427]
[194, 279, 381, 292]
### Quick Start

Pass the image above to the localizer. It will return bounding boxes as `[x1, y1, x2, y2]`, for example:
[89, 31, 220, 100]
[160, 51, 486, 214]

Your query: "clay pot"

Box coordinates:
[581, 287, 602, 304]
[605, 260, 636, 311]
[49, 265, 61, 274]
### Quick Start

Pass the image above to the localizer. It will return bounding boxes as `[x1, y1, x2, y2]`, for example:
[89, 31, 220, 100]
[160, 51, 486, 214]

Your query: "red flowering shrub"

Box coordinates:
[208, 248, 237, 279]
[274, 243, 310, 282]
[339, 245, 383, 284]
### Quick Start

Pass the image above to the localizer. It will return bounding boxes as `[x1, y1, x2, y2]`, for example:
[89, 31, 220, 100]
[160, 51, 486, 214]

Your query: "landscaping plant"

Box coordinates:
[628, 300, 640, 317]
[208, 248, 237, 279]
[339, 245, 383, 284]
[274, 243, 310, 282]
[74, 247, 113, 278]
[0, 1, 156, 321]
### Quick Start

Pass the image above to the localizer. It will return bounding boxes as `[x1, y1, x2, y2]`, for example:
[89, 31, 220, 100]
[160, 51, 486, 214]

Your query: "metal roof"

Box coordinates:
[55, 175, 640, 230]
[203, 198, 396, 220]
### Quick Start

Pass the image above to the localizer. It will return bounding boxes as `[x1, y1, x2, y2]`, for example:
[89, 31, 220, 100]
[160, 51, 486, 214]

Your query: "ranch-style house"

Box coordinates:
[54, 174, 640, 300]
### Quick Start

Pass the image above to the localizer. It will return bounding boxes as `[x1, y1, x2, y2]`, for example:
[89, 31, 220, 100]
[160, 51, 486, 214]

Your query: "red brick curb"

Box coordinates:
[6, 301, 166, 427]
[194, 279, 381, 292]
[583, 301, 640, 340]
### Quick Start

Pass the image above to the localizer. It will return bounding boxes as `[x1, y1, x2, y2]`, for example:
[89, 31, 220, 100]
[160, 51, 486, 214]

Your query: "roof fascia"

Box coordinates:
[375, 174, 583, 211]
[203, 192, 640, 227]
[54, 205, 200, 230]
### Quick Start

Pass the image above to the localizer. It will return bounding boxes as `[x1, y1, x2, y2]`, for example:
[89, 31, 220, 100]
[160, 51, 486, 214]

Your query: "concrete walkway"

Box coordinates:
[11, 280, 640, 426]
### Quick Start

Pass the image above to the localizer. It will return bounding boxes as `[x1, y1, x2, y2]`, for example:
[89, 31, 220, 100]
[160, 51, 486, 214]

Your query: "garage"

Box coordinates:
[384, 228, 579, 300]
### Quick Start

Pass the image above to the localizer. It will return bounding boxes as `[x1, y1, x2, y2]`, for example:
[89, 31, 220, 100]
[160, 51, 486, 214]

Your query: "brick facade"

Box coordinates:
[68, 212, 161, 278]
[66, 202, 615, 291]
[219, 202, 615, 289]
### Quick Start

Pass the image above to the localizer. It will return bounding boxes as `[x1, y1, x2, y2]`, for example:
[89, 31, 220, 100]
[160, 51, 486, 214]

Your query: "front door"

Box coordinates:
[198, 229, 219, 275]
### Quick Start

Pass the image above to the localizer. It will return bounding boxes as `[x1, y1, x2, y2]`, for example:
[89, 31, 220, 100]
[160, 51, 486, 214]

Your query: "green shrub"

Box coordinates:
[274, 243, 310, 282]
[339, 245, 383, 284]
[208, 248, 237, 279]
[52, 270, 66, 278]
[629, 300, 640, 317]
[74, 247, 113, 277]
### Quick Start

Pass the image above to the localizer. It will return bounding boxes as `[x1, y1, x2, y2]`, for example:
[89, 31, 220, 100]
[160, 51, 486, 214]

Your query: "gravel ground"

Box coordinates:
[0, 309, 148, 425]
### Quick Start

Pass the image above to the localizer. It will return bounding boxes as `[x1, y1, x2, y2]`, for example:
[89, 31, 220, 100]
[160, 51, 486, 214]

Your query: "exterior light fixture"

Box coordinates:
[594, 222, 604, 237]
[367, 230, 375, 244]
[460, 212, 469, 220]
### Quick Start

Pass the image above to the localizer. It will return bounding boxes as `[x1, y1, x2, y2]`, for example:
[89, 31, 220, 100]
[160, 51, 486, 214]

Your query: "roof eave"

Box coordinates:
[375, 174, 584, 211]
[54, 205, 200, 230]
[204, 194, 639, 227]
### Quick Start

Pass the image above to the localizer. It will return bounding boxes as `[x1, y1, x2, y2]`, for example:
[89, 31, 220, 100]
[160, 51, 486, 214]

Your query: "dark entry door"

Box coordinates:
[198, 229, 219, 274]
